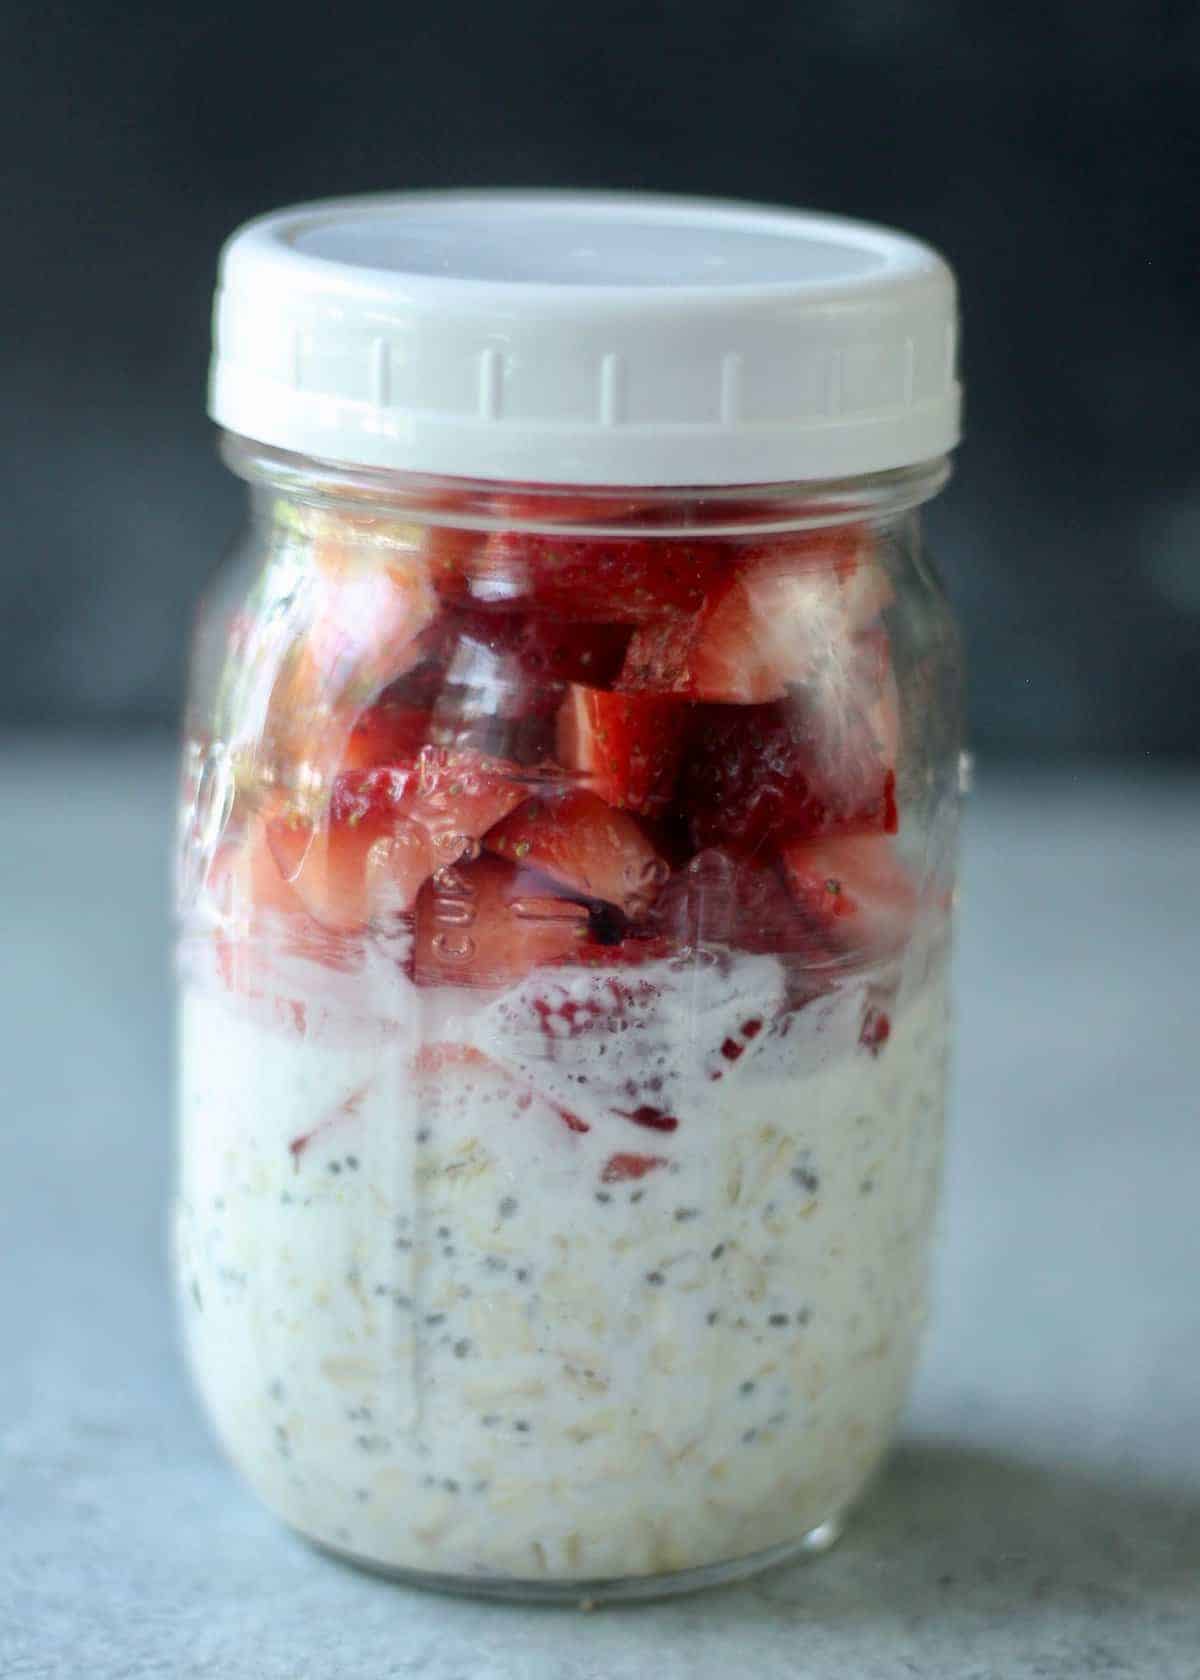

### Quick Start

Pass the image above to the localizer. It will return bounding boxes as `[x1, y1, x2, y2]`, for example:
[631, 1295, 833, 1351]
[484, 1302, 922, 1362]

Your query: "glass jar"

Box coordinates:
[175, 193, 964, 1602]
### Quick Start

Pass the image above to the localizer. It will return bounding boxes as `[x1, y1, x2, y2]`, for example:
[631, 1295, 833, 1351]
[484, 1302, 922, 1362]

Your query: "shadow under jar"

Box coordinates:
[175, 192, 965, 1602]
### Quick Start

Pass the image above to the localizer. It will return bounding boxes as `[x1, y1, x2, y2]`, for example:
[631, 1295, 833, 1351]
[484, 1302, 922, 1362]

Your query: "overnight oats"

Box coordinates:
[175, 192, 964, 1600]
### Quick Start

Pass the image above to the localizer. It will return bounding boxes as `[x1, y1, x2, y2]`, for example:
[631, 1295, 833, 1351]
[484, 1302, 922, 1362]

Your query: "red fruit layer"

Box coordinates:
[652, 847, 822, 959]
[434, 529, 735, 622]
[412, 854, 591, 988]
[778, 835, 918, 961]
[485, 789, 667, 918]
[679, 700, 897, 858]
[619, 528, 883, 705]
[556, 685, 687, 815]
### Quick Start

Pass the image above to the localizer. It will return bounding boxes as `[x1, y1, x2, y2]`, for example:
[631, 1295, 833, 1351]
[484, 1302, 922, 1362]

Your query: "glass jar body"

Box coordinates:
[174, 442, 964, 1600]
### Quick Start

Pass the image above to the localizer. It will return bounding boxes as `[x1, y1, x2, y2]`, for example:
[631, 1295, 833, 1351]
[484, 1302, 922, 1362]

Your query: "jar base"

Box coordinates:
[305, 1513, 846, 1606]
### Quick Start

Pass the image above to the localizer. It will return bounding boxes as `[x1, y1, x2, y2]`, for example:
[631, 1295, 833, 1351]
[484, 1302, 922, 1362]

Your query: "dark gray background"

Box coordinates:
[3, 0, 1196, 756]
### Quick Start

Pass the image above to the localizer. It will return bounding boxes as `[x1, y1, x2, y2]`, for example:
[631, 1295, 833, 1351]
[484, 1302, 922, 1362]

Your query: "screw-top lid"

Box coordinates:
[209, 191, 961, 486]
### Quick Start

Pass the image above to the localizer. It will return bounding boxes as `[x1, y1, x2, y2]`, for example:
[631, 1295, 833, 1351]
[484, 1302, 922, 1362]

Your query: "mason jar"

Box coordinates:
[175, 191, 965, 1602]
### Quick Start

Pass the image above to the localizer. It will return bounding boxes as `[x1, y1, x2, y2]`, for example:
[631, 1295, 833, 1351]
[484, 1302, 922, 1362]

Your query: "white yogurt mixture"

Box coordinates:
[175, 940, 949, 1584]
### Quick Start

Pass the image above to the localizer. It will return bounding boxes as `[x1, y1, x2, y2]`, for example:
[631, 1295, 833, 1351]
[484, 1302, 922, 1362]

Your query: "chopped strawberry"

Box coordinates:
[678, 690, 897, 857]
[484, 789, 667, 917]
[261, 742, 526, 934]
[619, 530, 882, 705]
[206, 823, 363, 993]
[437, 530, 734, 622]
[278, 539, 438, 750]
[444, 613, 632, 689]
[412, 1042, 496, 1076]
[652, 847, 822, 959]
[341, 701, 434, 772]
[556, 685, 687, 815]
[779, 835, 918, 961]
[600, 1152, 667, 1184]
[412, 855, 591, 988]
[265, 801, 435, 932]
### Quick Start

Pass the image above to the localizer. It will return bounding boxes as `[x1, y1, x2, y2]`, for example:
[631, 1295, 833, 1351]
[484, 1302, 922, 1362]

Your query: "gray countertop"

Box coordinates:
[3, 740, 1198, 1679]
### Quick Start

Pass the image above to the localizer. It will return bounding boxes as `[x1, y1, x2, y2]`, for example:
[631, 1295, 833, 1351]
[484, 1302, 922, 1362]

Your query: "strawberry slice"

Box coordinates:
[779, 835, 918, 961]
[619, 529, 883, 705]
[652, 847, 822, 959]
[206, 822, 363, 995]
[678, 687, 897, 857]
[556, 685, 687, 815]
[437, 529, 734, 622]
[266, 798, 435, 932]
[263, 744, 526, 933]
[600, 1152, 667, 1184]
[416, 614, 632, 762]
[484, 789, 667, 917]
[341, 700, 434, 773]
[412, 854, 591, 988]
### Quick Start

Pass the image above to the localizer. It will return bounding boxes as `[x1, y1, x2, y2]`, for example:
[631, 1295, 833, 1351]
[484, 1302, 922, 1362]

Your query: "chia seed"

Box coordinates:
[442, 1478, 460, 1494]
[484, 1256, 507, 1272]
[425, 1312, 446, 1326]
[437, 1225, 450, 1239]
[394, 1237, 412, 1251]
[481, 1413, 500, 1428]
[768, 1313, 790, 1327]
[739, 1380, 756, 1396]
[453, 1338, 471, 1359]
[498, 1195, 518, 1219]
[710, 1243, 726, 1260]
[327, 1161, 342, 1175]
[345, 1155, 359, 1170]
[741, 1427, 758, 1445]
[514, 1419, 531, 1434]
[514, 1268, 529, 1283]
[595, 1191, 612, 1204]
[645, 1270, 665, 1287]
[415, 1128, 431, 1144]
[706, 1310, 720, 1325]
[791, 1166, 820, 1193]
[630, 1190, 644, 1203]
[674, 1207, 698, 1222]
[860, 1177, 875, 1195]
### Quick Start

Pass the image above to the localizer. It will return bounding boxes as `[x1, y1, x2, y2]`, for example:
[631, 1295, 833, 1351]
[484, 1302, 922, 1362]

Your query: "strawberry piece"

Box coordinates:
[440, 530, 734, 622]
[263, 743, 526, 934]
[417, 614, 632, 762]
[412, 855, 591, 988]
[779, 835, 918, 961]
[556, 685, 687, 815]
[600, 1152, 667, 1184]
[341, 701, 433, 772]
[620, 529, 882, 705]
[652, 847, 822, 959]
[266, 800, 435, 932]
[678, 693, 897, 857]
[206, 823, 363, 994]
[484, 789, 667, 917]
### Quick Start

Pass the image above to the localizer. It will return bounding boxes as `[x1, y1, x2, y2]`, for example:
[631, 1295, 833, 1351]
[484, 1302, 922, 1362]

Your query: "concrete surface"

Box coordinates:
[2, 739, 1197, 1678]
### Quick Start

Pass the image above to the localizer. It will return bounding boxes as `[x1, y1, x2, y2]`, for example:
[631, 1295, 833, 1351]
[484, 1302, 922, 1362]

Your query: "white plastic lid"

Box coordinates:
[209, 190, 961, 486]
